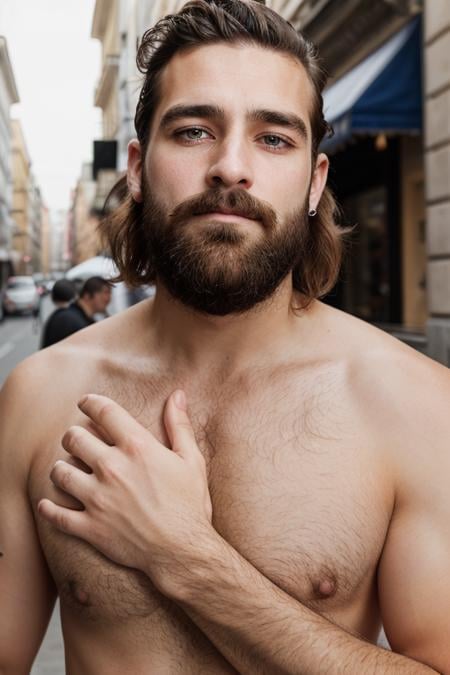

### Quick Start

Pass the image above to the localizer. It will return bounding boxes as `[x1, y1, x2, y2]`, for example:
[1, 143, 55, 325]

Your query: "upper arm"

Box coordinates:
[0, 365, 57, 672]
[377, 369, 450, 674]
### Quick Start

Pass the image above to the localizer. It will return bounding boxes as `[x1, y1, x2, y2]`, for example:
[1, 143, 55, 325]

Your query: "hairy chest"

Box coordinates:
[30, 370, 390, 631]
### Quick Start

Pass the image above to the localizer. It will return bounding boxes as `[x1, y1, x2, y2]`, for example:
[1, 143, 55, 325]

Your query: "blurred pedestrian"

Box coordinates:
[51, 279, 77, 309]
[39, 279, 76, 343]
[41, 276, 111, 348]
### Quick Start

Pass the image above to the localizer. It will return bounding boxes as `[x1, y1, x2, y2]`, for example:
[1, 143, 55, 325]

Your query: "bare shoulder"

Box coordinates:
[319, 304, 450, 492]
[3, 296, 151, 414]
[0, 344, 91, 464]
[0, 305, 142, 458]
[318, 303, 449, 401]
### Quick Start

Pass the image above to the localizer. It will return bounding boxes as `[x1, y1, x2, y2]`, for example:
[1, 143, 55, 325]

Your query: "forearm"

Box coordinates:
[162, 533, 438, 675]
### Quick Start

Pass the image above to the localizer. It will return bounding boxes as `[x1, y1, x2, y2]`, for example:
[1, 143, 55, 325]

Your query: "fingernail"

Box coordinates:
[174, 390, 187, 411]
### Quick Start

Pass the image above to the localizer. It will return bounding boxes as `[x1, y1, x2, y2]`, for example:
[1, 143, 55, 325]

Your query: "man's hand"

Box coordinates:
[38, 390, 213, 591]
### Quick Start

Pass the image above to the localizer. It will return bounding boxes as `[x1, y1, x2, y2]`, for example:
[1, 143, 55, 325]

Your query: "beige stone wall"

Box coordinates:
[73, 178, 100, 264]
[424, 0, 450, 363]
[40, 205, 50, 275]
[102, 0, 119, 61]
[102, 83, 119, 139]
[92, 0, 120, 139]
[10, 119, 31, 274]
[401, 137, 426, 330]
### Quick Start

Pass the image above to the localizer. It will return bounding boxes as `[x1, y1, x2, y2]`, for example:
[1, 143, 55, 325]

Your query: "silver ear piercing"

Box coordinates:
[308, 208, 317, 217]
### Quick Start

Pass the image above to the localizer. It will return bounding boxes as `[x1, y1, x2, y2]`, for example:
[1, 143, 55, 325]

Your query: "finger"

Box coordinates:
[38, 498, 88, 538]
[62, 425, 107, 468]
[66, 455, 93, 475]
[78, 394, 155, 451]
[50, 459, 93, 504]
[164, 390, 200, 460]
[85, 419, 114, 445]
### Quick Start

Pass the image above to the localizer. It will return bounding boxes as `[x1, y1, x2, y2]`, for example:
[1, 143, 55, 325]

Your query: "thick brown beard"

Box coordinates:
[141, 183, 309, 316]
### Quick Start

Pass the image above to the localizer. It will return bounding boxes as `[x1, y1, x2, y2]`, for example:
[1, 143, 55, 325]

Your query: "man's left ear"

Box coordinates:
[309, 153, 329, 213]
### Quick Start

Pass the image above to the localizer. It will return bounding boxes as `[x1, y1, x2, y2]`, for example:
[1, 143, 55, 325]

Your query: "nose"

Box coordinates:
[206, 137, 254, 190]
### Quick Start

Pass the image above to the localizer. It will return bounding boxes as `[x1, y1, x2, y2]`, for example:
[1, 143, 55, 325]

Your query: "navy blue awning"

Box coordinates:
[321, 16, 422, 153]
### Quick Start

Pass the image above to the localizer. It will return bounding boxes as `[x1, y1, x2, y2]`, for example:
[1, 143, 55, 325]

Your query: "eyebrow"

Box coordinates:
[159, 104, 309, 142]
[249, 109, 308, 142]
[160, 104, 225, 128]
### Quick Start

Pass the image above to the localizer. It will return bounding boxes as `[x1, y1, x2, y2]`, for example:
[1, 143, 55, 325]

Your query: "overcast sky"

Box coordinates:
[1, 0, 102, 212]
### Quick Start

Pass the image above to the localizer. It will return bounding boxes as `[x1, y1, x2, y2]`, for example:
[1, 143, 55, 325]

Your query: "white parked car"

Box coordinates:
[2, 276, 40, 316]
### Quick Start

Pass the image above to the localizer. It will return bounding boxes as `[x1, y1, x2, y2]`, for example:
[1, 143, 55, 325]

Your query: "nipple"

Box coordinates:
[313, 575, 337, 599]
[69, 580, 91, 606]
[76, 588, 90, 605]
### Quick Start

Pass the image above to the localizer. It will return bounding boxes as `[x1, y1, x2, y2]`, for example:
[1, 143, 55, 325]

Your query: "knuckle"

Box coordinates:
[95, 456, 119, 481]
[57, 467, 72, 492]
[123, 433, 144, 455]
[57, 510, 70, 532]
[97, 401, 115, 425]
[93, 456, 107, 476]
[90, 490, 107, 512]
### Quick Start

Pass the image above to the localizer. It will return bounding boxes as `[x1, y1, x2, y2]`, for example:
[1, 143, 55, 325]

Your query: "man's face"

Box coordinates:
[128, 43, 328, 315]
[92, 286, 112, 314]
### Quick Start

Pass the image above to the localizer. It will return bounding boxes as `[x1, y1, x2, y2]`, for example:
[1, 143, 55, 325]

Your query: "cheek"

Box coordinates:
[146, 145, 206, 207]
[257, 163, 309, 219]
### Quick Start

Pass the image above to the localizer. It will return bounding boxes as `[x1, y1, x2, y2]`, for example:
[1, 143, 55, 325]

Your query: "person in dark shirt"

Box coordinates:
[40, 279, 76, 347]
[41, 276, 112, 348]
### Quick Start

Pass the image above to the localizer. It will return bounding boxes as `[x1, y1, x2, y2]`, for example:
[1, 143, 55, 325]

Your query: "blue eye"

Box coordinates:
[186, 128, 204, 139]
[262, 135, 288, 148]
[177, 127, 210, 141]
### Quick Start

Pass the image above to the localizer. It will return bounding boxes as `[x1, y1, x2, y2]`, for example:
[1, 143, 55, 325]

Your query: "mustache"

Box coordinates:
[168, 188, 278, 231]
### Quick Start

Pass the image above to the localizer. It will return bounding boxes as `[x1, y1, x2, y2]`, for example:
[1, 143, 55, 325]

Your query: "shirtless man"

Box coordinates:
[1, 1, 449, 673]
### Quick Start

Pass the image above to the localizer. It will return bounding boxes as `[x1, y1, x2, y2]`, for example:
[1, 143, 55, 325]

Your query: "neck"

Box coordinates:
[147, 276, 319, 378]
[77, 297, 94, 318]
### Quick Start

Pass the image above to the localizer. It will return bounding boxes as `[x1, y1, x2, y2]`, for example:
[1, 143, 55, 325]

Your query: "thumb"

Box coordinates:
[164, 390, 198, 459]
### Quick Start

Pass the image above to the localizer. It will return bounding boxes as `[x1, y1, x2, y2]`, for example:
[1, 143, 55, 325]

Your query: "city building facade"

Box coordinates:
[92, 0, 120, 140]
[0, 36, 19, 288]
[72, 162, 101, 264]
[40, 204, 51, 275]
[424, 0, 450, 364]
[49, 208, 71, 275]
[10, 119, 42, 275]
[91, 0, 122, 222]
[10, 118, 31, 274]
[27, 172, 43, 273]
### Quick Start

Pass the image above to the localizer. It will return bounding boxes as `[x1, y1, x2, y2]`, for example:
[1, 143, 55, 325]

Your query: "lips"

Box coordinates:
[196, 209, 256, 220]
[214, 208, 250, 218]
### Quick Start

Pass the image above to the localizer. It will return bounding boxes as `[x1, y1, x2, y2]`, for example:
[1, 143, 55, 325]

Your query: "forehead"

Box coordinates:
[154, 43, 314, 130]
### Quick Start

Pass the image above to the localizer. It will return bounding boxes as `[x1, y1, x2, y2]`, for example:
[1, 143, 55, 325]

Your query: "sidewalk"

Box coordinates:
[31, 605, 65, 675]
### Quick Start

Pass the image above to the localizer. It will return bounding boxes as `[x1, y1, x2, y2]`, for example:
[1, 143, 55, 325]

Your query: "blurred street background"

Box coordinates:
[1, 0, 449, 670]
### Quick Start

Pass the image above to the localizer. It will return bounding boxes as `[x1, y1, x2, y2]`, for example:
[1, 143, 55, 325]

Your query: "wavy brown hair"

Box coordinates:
[101, 0, 347, 300]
